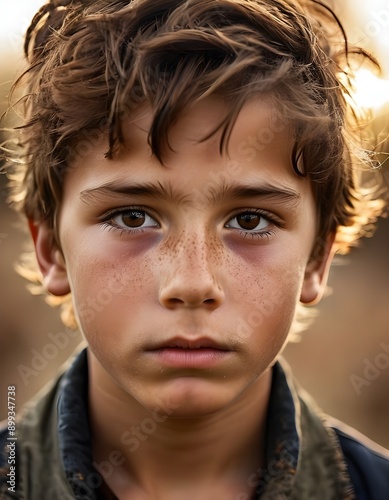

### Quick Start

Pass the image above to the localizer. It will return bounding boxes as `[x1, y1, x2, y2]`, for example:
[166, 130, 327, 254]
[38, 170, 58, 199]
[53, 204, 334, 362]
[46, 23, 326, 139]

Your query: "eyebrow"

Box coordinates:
[206, 181, 301, 206]
[80, 179, 301, 209]
[80, 181, 190, 206]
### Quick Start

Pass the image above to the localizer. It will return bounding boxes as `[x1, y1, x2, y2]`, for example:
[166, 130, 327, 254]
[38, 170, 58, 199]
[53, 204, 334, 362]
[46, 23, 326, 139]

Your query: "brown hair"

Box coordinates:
[4, 0, 387, 328]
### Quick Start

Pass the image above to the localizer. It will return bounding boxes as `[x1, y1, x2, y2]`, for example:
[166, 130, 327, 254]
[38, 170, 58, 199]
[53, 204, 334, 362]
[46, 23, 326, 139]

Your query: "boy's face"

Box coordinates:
[36, 97, 333, 417]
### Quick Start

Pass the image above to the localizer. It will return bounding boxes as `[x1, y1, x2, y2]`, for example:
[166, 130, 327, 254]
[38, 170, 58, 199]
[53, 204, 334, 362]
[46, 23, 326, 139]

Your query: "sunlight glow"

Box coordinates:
[352, 69, 389, 109]
[0, 1, 46, 50]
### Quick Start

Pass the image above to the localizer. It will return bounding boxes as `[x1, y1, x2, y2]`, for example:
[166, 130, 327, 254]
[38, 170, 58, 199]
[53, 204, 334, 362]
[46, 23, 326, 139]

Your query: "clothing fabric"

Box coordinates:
[1, 349, 388, 499]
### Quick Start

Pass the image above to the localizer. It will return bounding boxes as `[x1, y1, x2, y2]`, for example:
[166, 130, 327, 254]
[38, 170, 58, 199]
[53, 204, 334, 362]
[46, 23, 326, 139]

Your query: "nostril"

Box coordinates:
[159, 280, 225, 309]
[168, 297, 215, 305]
[168, 298, 184, 305]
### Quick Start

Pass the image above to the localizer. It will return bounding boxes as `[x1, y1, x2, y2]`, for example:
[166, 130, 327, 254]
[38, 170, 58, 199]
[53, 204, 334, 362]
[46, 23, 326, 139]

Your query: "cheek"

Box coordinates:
[65, 242, 156, 344]
[226, 250, 305, 346]
[229, 242, 305, 301]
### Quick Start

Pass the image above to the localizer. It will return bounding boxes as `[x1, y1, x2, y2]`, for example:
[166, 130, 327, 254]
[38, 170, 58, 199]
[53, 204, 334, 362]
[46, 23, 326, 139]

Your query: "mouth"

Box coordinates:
[145, 337, 233, 368]
[150, 337, 231, 351]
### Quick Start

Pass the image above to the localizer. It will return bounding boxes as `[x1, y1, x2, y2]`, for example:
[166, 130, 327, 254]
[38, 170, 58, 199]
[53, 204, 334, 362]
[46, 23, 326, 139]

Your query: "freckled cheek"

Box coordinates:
[225, 239, 304, 286]
[63, 241, 158, 339]
[224, 250, 304, 333]
[230, 270, 300, 319]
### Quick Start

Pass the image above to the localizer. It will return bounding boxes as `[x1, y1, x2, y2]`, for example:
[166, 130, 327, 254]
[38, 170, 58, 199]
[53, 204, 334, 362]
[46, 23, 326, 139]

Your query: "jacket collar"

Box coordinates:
[14, 349, 355, 499]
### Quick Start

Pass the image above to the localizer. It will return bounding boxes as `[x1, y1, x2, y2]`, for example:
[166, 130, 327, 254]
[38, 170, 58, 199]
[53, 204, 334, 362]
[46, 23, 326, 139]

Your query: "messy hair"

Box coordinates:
[3, 0, 387, 328]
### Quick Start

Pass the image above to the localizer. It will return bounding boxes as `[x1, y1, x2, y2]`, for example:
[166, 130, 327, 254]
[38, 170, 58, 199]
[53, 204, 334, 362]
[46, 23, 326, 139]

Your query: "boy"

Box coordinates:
[1, 0, 389, 498]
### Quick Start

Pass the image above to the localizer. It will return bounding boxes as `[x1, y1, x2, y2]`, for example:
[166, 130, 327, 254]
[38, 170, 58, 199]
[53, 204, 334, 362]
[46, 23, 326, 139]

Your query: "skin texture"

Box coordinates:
[33, 97, 334, 498]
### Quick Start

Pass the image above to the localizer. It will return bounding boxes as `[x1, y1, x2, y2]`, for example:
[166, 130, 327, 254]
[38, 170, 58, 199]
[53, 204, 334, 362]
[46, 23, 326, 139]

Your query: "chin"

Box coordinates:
[156, 400, 232, 420]
[138, 378, 249, 419]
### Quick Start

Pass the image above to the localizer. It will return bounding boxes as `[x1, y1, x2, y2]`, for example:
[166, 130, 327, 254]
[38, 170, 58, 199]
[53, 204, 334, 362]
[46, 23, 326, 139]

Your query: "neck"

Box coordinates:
[88, 357, 273, 497]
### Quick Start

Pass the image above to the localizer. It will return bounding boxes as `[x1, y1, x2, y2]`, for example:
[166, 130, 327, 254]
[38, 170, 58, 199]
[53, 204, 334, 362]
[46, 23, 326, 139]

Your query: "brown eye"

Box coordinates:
[121, 210, 146, 228]
[236, 213, 262, 230]
[108, 209, 159, 231]
[225, 211, 270, 233]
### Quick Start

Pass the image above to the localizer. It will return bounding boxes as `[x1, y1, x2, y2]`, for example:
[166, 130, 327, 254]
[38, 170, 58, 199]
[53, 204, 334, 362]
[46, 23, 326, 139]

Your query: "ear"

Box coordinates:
[300, 233, 336, 306]
[29, 220, 71, 296]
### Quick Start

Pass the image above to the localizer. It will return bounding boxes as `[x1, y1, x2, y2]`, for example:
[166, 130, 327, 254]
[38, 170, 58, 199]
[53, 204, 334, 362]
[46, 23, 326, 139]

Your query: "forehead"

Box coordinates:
[64, 96, 305, 202]
[122, 95, 293, 158]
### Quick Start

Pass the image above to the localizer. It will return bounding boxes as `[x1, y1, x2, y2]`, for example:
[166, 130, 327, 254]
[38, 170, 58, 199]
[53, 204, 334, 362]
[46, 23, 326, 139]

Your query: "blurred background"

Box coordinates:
[0, 0, 388, 448]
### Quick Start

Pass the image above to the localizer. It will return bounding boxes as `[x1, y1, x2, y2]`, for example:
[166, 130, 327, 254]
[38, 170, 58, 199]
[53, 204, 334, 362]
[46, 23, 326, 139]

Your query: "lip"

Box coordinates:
[145, 337, 233, 368]
[149, 337, 231, 351]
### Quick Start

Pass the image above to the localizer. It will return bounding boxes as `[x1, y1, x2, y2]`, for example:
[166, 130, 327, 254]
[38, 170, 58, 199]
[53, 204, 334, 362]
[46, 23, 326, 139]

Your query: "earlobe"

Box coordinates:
[300, 233, 336, 306]
[29, 220, 71, 296]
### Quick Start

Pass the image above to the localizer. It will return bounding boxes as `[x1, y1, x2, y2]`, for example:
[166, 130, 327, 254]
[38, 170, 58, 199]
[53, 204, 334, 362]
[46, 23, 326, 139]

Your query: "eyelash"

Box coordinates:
[99, 206, 160, 235]
[99, 207, 282, 239]
[226, 208, 281, 240]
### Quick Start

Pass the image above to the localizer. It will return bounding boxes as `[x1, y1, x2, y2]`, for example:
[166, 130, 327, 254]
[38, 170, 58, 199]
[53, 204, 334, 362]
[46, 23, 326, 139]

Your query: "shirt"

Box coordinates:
[1, 349, 389, 499]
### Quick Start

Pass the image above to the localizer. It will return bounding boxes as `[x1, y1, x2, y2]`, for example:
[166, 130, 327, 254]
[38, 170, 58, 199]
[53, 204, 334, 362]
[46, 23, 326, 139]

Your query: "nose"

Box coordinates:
[158, 233, 225, 310]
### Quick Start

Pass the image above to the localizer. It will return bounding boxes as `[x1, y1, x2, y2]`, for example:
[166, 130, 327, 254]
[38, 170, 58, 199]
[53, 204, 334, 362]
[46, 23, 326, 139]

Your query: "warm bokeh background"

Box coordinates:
[0, 0, 388, 448]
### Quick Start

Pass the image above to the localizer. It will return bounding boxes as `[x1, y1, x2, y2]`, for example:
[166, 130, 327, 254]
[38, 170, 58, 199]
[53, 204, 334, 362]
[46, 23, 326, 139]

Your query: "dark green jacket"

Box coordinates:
[1, 350, 388, 499]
